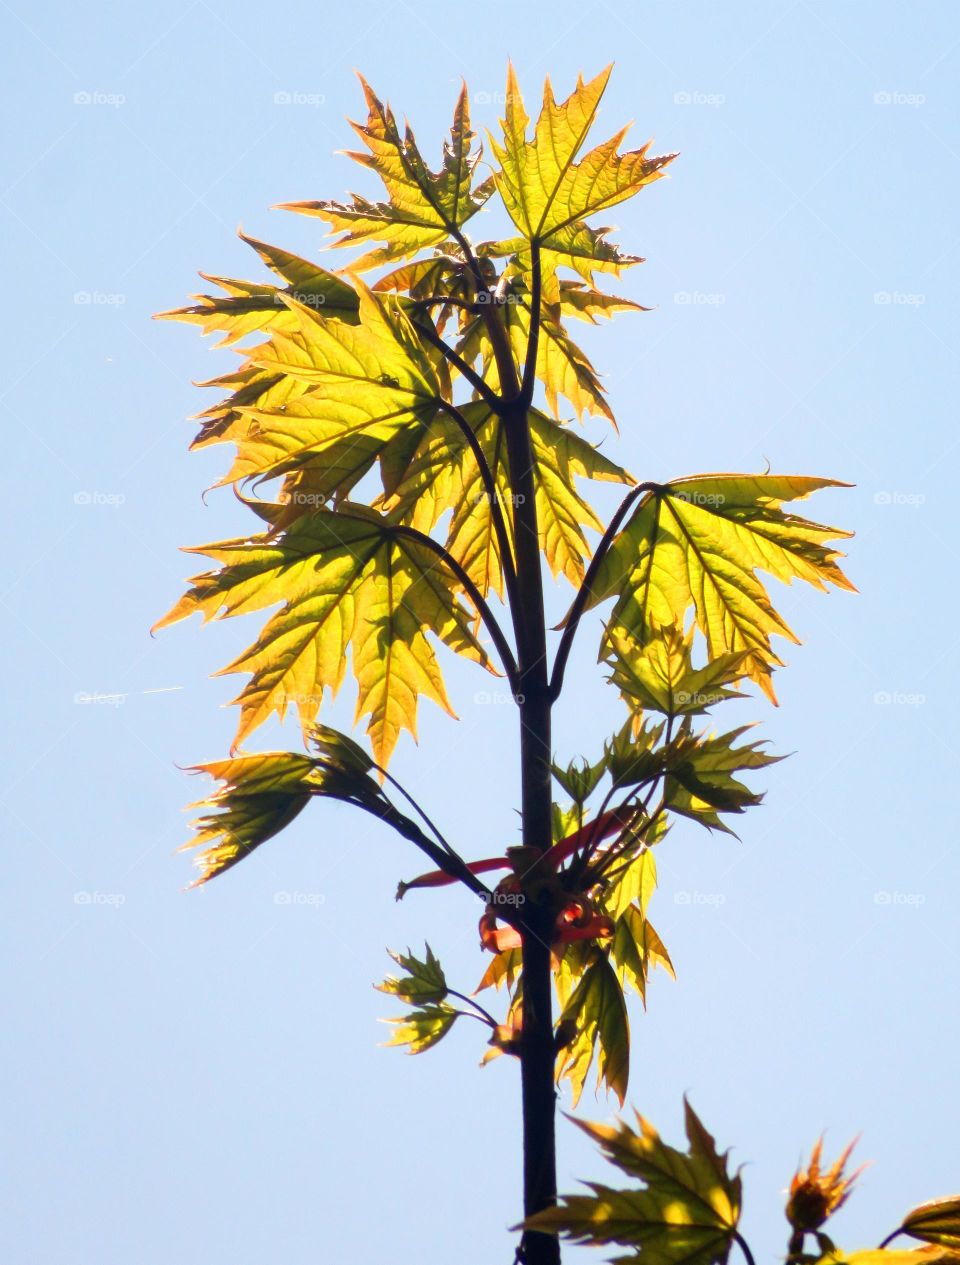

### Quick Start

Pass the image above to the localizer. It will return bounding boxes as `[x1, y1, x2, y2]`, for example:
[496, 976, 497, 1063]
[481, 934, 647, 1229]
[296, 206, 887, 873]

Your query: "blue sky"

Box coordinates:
[2, 2, 957, 1262]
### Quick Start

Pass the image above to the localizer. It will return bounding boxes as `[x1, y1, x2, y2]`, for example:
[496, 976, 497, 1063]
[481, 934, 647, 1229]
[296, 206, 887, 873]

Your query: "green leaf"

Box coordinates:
[180, 733, 392, 886]
[181, 751, 316, 886]
[588, 475, 855, 701]
[154, 505, 489, 766]
[489, 66, 674, 298]
[609, 621, 751, 717]
[610, 905, 675, 1006]
[819, 1252, 960, 1265]
[525, 1100, 741, 1265]
[606, 848, 658, 922]
[552, 754, 607, 806]
[155, 231, 359, 348]
[901, 1200, 960, 1250]
[226, 285, 441, 486]
[381, 1003, 460, 1054]
[556, 951, 630, 1105]
[377, 943, 448, 1004]
[380, 403, 629, 594]
[664, 725, 780, 834]
[278, 78, 493, 270]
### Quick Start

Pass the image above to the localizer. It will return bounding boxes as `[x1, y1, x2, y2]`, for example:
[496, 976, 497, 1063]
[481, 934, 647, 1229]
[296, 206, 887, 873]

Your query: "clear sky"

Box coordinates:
[2, 2, 957, 1262]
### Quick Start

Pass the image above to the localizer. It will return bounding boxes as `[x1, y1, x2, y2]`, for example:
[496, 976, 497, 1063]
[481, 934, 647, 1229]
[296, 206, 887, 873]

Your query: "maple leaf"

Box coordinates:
[155, 230, 360, 348]
[586, 475, 855, 701]
[154, 505, 490, 767]
[525, 1100, 742, 1265]
[488, 65, 675, 301]
[556, 950, 630, 1105]
[277, 78, 494, 270]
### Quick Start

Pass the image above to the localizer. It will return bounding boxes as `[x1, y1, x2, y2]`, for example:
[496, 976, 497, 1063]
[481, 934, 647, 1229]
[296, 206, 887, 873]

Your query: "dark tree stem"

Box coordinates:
[479, 263, 560, 1265]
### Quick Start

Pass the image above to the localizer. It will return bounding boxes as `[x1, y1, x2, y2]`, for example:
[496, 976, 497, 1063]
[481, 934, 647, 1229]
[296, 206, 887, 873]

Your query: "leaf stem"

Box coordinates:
[416, 318, 504, 412]
[447, 988, 498, 1028]
[734, 1232, 758, 1265]
[878, 1230, 904, 1250]
[434, 398, 522, 614]
[391, 522, 520, 689]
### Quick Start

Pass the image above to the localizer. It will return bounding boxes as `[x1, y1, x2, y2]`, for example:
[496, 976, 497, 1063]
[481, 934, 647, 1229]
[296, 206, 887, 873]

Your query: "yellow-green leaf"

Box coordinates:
[377, 943, 448, 1004]
[901, 1200, 960, 1250]
[278, 78, 493, 270]
[381, 1003, 460, 1054]
[154, 505, 490, 767]
[587, 475, 855, 701]
[524, 1100, 741, 1265]
[556, 951, 630, 1105]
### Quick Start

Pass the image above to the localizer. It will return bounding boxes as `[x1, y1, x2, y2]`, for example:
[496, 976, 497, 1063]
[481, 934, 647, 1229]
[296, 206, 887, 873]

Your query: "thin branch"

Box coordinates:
[371, 798, 494, 902]
[434, 399, 522, 619]
[391, 522, 520, 690]
[520, 241, 542, 406]
[734, 1232, 758, 1265]
[877, 1231, 905, 1250]
[376, 765, 459, 859]
[549, 482, 660, 702]
[447, 988, 498, 1028]
[415, 318, 503, 412]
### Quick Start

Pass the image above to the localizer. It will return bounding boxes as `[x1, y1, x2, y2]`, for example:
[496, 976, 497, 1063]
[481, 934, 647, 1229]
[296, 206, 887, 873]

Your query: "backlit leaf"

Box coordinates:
[154, 505, 490, 766]
[587, 475, 854, 700]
